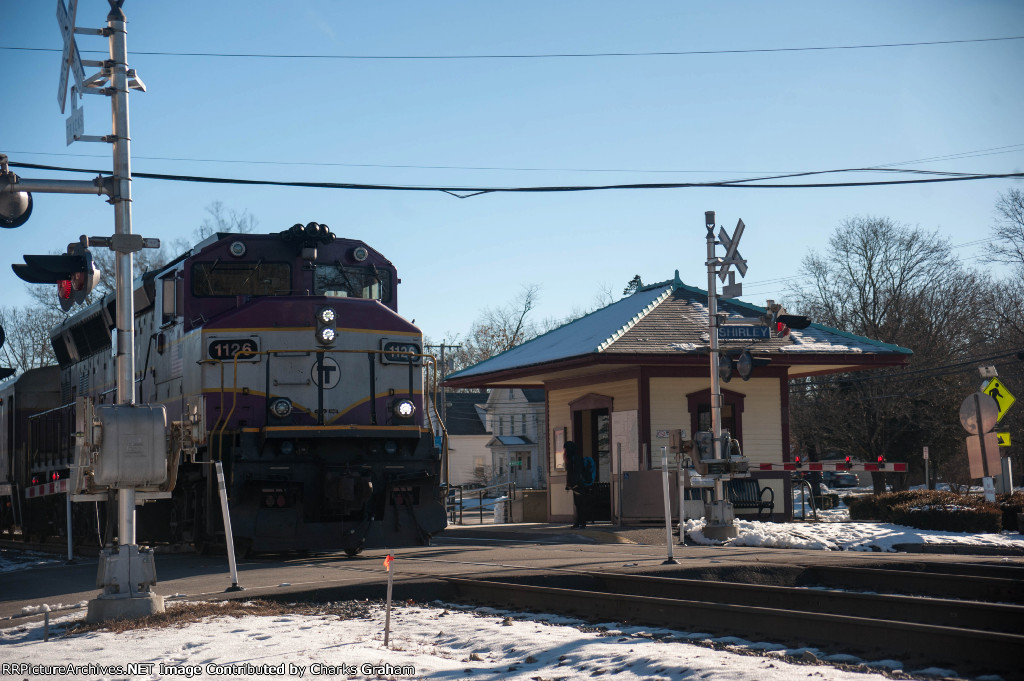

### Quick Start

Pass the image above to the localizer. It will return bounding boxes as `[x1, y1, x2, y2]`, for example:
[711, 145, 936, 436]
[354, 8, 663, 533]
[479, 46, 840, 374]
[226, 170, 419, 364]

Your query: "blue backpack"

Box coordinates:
[580, 457, 596, 486]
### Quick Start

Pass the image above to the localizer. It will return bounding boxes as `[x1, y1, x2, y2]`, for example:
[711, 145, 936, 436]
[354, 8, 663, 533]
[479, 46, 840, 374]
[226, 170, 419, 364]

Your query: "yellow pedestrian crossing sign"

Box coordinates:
[982, 378, 1015, 422]
[996, 432, 1011, 447]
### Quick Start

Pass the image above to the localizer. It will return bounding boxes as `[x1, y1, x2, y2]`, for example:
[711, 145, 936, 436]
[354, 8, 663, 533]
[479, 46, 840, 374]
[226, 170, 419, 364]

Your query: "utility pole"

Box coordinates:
[425, 342, 462, 424]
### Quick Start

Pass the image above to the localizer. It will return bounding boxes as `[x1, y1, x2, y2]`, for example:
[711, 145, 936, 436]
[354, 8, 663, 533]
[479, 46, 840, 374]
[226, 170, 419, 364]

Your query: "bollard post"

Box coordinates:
[661, 447, 678, 565]
[215, 461, 244, 592]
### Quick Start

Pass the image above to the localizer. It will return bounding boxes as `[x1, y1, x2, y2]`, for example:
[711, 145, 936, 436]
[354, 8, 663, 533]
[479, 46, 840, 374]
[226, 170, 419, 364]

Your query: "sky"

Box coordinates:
[2, 1, 1023, 344]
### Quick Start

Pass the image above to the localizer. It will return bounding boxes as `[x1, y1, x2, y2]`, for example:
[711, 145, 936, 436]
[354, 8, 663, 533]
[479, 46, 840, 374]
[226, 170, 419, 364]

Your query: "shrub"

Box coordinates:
[998, 491, 1024, 532]
[847, 490, 1004, 533]
[890, 501, 1002, 533]
[845, 494, 879, 520]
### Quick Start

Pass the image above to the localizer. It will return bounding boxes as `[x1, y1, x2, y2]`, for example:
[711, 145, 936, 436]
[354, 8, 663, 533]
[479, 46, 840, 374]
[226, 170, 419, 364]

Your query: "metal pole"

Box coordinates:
[661, 447, 678, 564]
[616, 445, 623, 526]
[108, 2, 137, 552]
[215, 461, 243, 591]
[677, 454, 685, 545]
[66, 489, 73, 562]
[705, 214, 724, 504]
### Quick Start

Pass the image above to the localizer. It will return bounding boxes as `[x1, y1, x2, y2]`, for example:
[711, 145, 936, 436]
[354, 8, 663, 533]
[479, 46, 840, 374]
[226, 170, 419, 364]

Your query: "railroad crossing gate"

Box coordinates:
[982, 378, 1015, 423]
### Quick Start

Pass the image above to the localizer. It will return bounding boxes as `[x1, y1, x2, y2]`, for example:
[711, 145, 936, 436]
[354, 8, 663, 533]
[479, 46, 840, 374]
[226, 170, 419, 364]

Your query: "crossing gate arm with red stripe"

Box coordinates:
[24, 479, 69, 498]
[757, 462, 907, 473]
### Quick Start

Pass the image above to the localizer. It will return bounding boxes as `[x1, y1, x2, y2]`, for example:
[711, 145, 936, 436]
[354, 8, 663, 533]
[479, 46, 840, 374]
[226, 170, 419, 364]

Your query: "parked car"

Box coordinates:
[831, 472, 861, 488]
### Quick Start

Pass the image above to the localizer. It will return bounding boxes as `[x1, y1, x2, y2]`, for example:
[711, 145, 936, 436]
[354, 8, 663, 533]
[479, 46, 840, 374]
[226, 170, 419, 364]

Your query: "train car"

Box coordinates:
[18, 222, 447, 555]
[0, 366, 65, 539]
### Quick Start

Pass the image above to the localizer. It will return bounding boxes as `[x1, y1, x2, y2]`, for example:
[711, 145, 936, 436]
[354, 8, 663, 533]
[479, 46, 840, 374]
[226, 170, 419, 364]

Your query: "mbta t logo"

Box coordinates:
[311, 356, 341, 389]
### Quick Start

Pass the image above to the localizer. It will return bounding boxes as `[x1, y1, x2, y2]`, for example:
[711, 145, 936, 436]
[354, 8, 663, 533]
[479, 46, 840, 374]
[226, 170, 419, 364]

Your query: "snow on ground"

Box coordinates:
[1, 600, 968, 681]
[0, 548, 63, 575]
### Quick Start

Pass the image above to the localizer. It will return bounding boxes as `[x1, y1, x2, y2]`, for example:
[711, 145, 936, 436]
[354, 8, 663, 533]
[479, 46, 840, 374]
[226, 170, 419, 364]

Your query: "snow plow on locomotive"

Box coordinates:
[2, 224, 448, 555]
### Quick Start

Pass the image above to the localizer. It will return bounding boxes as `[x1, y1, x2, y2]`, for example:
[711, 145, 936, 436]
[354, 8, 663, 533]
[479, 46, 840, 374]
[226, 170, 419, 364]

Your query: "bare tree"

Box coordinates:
[790, 216, 988, 484]
[455, 285, 541, 369]
[992, 188, 1024, 270]
[196, 201, 258, 240]
[0, 305, 64, 373]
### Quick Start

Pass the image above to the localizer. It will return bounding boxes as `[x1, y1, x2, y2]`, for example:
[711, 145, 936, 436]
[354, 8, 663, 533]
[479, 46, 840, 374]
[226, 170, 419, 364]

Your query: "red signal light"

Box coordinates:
[794, 455, 803, 468]
[844, 455, 852, 469]
[58, 279, 73, 300]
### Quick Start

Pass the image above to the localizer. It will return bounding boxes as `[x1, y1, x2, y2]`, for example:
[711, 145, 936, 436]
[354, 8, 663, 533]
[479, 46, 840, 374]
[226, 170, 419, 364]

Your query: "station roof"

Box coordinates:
[444, 272, 911, 389]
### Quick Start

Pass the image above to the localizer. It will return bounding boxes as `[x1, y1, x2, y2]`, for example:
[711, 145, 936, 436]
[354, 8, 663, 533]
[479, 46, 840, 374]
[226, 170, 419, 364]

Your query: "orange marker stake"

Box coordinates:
[383, 554, 395, 647]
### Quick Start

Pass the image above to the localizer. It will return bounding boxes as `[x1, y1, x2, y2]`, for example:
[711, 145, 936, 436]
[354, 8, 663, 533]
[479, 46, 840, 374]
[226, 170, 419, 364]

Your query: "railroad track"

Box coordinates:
[445, 564, 1024, 678]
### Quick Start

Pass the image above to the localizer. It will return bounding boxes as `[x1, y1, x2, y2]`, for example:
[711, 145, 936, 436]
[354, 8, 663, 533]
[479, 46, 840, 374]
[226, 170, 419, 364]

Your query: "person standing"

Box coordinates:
[564, 441, 592, 528]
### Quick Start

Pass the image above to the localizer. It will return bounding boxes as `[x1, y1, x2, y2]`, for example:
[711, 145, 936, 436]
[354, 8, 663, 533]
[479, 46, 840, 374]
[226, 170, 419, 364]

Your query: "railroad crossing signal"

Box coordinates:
[982, 378, 1015, 423]
[12, 237, 100, 312]
[57, 0, 85, 114]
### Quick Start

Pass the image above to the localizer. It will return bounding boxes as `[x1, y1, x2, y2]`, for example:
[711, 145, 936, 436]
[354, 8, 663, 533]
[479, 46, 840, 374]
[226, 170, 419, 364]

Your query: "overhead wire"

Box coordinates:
[3, 35, 1023, 60]
[8, 161, 1024, 196]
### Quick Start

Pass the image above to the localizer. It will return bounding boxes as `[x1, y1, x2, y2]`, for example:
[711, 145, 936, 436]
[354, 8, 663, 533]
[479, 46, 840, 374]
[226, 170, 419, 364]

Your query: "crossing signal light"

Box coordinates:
[763, 300, 812, 338]
[0, 155, 33, 229]
[844, 455, 852, 469]
[877, 454, 886, 470]
[794, 455, 803, 469]
[722, 350, 771, 382]
[12, 237, 99, 312]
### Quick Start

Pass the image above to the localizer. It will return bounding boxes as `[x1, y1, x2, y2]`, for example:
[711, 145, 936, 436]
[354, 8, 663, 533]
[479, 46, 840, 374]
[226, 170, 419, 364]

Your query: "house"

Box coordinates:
[482, 388, 547, 489]
[444, 273, 911, 523]
[436, 391, 491, 487]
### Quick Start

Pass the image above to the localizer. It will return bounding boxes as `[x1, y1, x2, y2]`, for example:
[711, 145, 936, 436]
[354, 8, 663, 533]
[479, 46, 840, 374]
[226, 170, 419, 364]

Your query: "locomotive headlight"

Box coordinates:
[318, 307, 336, 325]
[270, 397, 293, 418]
[393, 398, 415, 419]
[384, 440, 399, 456]
[316, 305, 337, 346]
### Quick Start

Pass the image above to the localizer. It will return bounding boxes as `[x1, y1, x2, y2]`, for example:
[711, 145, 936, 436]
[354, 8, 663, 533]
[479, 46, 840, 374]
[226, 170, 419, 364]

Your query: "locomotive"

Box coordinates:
[0, 223, 448, 555]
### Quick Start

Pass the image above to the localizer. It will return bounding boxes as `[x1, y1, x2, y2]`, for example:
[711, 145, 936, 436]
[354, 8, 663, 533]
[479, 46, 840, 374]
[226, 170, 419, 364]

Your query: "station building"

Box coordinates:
[443, 273, 911, 523]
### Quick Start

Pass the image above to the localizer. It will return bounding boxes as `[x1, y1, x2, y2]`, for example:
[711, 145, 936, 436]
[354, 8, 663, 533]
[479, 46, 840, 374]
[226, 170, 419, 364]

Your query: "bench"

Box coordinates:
[726, 478, 774, 520]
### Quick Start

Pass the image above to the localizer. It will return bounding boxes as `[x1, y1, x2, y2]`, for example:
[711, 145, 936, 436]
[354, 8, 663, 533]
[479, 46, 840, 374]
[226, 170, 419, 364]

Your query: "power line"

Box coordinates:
[3, 35, 1023, 60]
[8, 161, 1024, 197]
[8, 142, 1021, 176]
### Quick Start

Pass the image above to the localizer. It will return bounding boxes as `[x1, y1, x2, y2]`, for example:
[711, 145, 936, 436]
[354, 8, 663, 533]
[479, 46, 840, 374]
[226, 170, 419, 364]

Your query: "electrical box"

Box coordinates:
[92, 404, 168, 487]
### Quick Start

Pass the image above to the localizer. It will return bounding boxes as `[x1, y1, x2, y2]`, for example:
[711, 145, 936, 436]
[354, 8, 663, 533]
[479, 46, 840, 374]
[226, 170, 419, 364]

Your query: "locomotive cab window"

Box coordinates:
[192, 261, 291, 297]
[315, 264, 391, 303]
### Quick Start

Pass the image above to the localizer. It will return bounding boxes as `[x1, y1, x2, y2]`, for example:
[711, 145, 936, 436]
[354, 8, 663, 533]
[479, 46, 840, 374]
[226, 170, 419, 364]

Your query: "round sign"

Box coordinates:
[959, 392, 998, 435]
[311, 356, 341, 389]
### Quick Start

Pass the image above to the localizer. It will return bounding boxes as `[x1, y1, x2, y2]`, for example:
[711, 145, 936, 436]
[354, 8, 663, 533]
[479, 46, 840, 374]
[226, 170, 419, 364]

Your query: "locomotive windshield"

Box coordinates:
[315, 264, 392, 302]
[192, 261, 291, 296]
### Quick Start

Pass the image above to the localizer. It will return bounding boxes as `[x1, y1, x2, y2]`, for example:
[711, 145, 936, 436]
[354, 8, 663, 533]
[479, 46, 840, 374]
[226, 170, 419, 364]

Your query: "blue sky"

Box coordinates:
[2, 1, 1022, 344]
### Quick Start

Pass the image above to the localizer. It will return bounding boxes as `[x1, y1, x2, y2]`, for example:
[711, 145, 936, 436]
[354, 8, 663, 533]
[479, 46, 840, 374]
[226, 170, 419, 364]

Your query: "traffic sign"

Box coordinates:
[717, 219, 748, 281]
[966, 432, 1001, 479]
[997, 432, 1011, 447]
[66, 103, 84, 146]
[718, 325, 770, 340]
[56, 0, 84, 114]
[959, 392, 998, 435]
[982, 378, 1015, 422]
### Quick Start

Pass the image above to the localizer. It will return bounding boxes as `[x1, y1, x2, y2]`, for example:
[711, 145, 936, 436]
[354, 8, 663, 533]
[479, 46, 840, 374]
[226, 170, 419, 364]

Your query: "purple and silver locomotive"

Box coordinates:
[2, 223, 447, 555]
